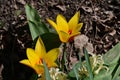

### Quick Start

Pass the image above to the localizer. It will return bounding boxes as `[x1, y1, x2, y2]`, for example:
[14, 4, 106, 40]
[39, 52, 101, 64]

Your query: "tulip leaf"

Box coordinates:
[68, 51, 82, 79]
[43, 59, 51, 80]
[112, 58, 120, 80]
[78, 52, 82, 68]
[68, 51, 83, 78]
[103, 42, 120, 65]
[28, 21, 40, 40]
[73, 65, 79, 80]
[61, 43, 66, 72]
[41, 33, 61, 52]
[25, 4, 40, 22]
[101, 42, 120, 80]
[114, 76, 120, 80]
[94, 70, 111, 80]
[25, 4, 49, 40]
[68, 61, 81, 78]
[103, 42, 120, 79]
[84, 48, 94, 80]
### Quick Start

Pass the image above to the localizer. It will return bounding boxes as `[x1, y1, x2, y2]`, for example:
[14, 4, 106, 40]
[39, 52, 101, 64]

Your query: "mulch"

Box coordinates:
[0, 0, 120, 80]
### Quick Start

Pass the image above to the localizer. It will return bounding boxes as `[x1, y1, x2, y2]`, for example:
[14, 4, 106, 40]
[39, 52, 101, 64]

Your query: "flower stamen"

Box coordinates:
[36, 58, 43, 65]
[68, 30, 72, 35]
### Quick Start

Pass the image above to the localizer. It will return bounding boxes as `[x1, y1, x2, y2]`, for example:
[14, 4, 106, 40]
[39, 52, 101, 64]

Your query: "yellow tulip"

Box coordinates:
[47, 11, 83, 42]
[20, 37, 59, 75]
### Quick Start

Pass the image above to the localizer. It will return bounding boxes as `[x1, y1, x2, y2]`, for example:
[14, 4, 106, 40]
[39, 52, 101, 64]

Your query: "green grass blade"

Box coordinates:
[78, 51, 82, 68]
[84, 48, 94, 80]
[61, 43, 66, 71]
[68, 52, 82, 78]
[64, 51, 68, 72]
[73, 65, 79, 80]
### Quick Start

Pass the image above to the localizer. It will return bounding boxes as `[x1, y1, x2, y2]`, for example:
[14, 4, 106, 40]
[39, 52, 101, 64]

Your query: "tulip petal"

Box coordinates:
[57, 14, 68, 32]
[70, 32, 80, 38]
[58, 31, 69, 42]
[35, 37, 46, 58]
[20, 59, 31, 67]
[46, 18, 58, 31]
[68, 11, 80, 30]
[20, 59, 44, 74]
[27, 48, 39, 66]
[34, 65, 44, 74]
[45, 48, 59, 67]
[73, 23, 83, 33]
[48, 63, 58, 68]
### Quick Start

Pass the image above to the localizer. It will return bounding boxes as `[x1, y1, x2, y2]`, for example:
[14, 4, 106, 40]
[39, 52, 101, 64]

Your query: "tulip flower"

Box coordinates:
[47, 11, 83, 42]
[20, 37, 59, 75]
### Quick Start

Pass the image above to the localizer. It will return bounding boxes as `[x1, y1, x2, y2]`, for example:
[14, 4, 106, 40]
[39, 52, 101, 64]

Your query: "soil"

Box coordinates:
[0, 0, 120, 80]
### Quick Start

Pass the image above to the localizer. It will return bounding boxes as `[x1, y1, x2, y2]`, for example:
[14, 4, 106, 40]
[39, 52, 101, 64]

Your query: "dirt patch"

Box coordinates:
[0, 0, 120, 80]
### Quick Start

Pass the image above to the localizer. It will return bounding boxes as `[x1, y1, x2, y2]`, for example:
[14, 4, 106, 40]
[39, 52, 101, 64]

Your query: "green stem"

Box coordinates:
[78, 49, 82, 68]
[61, 43, 67, 72]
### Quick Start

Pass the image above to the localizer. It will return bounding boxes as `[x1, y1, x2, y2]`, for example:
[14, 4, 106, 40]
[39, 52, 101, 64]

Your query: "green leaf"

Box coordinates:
[25, 4, 40, 22]
[68, 52, 82, 78]
[114, 76, 120, 80]
[103, 42, 120, 79]
[73, 66, 79, 80]
[64, 51, 69, 72]
[43, 59, 51, 80]
[94, 68, 112, 80]
[28, 21, 40, 40]
[15, 10, 22, 16]
[84, 48, 94, 80]
[41, 33, 61, 52]
[108, 63, 118, 74]
[103, 42, 120, 65]
[58, 43, 66, 72]
[78, 52, 82, 68]
[25, 4, 49, 40]
[112, 58, 120, 80]
[68, 61, 81, 78]
[102, 42, 120, 80]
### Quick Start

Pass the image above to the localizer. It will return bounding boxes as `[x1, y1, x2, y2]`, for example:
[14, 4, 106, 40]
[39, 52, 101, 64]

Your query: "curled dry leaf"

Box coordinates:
[109, 29, 116, 36]
[100, 11, 114, 23]
[56, 5, 66, 12]
[81, 6, 93, 13]
[17, 0, 26, 5]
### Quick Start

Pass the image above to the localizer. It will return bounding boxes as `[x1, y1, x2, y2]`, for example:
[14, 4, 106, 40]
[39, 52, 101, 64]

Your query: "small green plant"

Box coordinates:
[20, 4, 120, 80]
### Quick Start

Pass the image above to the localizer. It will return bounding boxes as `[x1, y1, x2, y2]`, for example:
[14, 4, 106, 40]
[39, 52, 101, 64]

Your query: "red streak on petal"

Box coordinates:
[39, 58, 43, 64]
[68, 30, 72, 34]
[36, 58, 43, 65]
